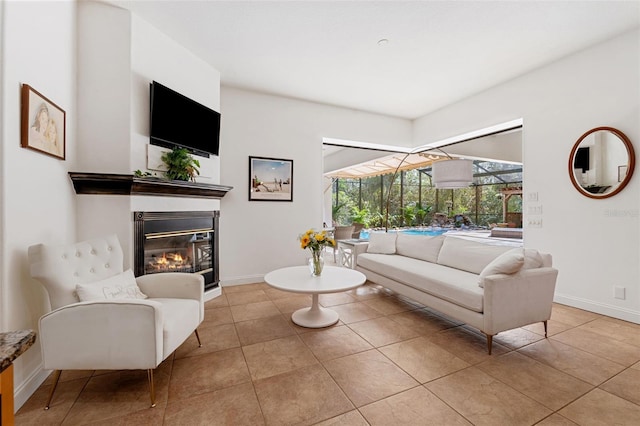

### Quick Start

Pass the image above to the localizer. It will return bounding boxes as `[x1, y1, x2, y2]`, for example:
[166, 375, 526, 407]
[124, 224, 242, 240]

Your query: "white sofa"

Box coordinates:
[353, 232, 558, 354]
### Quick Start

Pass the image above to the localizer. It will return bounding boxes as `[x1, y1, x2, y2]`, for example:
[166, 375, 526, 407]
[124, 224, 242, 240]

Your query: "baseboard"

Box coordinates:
[554, 293, 640, 324]
[220, 274, 264, 287]
[14, 364, 51, 411]
[204, 285, 222, 302]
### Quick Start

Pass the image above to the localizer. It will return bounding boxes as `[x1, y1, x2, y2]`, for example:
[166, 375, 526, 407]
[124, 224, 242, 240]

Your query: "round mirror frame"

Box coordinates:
[568, 126, 635, 199]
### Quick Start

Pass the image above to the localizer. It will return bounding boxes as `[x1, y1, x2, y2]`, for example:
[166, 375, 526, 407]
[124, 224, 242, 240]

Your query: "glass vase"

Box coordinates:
[308, 250, 324, 276]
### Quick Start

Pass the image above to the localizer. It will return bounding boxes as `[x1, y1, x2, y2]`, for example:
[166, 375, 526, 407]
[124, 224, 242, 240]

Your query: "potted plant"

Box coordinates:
[350, 207, 369, 226]
[350, 206, 369, 238]
[161, 147, 200, 182]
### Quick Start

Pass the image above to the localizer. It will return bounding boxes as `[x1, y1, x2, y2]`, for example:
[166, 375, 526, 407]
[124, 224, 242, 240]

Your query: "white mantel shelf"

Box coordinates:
[69, 172, 233, 199]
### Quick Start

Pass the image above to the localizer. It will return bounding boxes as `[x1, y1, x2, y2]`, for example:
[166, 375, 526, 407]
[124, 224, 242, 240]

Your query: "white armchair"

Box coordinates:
[28, 234, 204, 409]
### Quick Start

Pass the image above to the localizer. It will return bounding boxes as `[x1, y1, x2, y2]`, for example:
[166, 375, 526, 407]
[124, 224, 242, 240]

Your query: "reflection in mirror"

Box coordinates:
[569, 127, 635, 199]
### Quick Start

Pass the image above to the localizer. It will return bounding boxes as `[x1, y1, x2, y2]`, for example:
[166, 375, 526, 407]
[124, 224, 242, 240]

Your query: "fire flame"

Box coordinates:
[151, 252, 187, 271]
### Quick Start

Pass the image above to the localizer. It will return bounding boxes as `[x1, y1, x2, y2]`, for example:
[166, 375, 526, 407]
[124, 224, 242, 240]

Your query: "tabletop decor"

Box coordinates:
[161, 147, 200, 182]
[299, 229, 335, 276]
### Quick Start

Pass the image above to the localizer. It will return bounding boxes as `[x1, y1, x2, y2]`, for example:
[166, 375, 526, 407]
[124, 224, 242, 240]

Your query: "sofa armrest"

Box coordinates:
[39, 300, 164, 370]
[353, 242, 369, 267]
[482, 267, 558, 335]
[136, 273, 204, 322]
[136, 272, 203, 299]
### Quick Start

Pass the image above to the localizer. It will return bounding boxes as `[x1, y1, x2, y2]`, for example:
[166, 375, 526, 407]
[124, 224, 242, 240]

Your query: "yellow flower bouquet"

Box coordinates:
[298, 229, 335, 276]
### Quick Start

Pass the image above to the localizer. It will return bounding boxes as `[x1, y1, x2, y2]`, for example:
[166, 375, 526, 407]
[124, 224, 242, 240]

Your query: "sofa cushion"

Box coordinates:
[76, 269, 148, 302]
[437, 237, 512, 274]
[366, 232, 397, 254]
[358, 253, 484, 312]
[396, 234, 445, 263]
[478, 248, 525, 288]
[523, 249, 544, 269]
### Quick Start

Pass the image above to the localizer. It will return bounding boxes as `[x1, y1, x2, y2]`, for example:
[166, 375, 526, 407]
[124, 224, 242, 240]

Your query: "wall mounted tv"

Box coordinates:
[149, 81, 220, 157]
[574, 147, 590, 172]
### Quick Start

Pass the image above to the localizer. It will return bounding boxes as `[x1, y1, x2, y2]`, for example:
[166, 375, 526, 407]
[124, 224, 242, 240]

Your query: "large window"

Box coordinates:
[331, 161, 522, 228]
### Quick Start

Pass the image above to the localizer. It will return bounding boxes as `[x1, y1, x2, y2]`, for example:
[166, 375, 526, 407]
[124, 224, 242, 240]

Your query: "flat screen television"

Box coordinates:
[574, 147, 590, 172]
[149, 81, 220, 157]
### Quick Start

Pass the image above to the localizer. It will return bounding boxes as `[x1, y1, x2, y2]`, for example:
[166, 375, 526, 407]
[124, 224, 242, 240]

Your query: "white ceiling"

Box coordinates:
[106, 1, 639, 119]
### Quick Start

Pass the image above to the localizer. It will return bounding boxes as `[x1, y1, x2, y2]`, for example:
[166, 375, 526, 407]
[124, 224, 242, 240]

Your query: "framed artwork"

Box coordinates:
[618, 165, 628, 182]
[21, 84, 66, 160]
[249, 156, 293, 201]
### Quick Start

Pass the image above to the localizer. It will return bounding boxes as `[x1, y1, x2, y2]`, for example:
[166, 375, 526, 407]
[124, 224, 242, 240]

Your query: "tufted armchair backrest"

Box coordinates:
[28, 234, 124, 310]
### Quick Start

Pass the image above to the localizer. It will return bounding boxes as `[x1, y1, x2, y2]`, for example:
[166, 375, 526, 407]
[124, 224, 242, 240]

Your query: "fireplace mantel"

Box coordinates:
[69, 172, 233, 199]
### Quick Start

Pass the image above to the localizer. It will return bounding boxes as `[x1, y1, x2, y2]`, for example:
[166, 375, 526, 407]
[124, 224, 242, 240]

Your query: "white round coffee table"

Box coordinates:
[264, 266, 366, 328]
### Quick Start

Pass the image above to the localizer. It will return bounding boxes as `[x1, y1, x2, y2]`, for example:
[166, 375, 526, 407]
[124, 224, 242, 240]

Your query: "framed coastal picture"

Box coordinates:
[21, 84, 66, 160]
[249, 156, 293, 201]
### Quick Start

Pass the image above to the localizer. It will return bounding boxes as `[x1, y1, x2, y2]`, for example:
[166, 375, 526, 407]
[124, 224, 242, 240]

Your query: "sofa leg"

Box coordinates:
[485, 334, 493, 355]
[543, 320, 548, 338]
[44, 370, 62, 410]
[147, 369, 156, 408]
[194, 329, 202, 347]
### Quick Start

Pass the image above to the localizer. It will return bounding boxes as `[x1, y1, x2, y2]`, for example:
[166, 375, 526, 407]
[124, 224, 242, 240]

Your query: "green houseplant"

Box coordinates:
[415, 203, 432, 226]
[161, 147, 200, 182]
[350, 206, 369, 227]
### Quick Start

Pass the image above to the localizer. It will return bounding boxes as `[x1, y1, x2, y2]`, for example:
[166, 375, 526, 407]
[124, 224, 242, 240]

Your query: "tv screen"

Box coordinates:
[574, 147, 589, 172]
[150, 81, 220, 157]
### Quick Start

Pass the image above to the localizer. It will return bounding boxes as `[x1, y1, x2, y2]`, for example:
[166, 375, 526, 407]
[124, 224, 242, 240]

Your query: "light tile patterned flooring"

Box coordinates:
[16, 282, 640, 425]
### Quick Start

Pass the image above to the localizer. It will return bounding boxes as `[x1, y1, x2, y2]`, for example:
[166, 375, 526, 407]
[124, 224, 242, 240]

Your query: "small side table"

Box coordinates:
[337, 239, 369, 269]
[1, 330, 37, 425]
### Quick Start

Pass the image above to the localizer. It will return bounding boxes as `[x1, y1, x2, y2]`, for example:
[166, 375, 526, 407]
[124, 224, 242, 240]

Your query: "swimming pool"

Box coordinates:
[358, 228, 448, 240]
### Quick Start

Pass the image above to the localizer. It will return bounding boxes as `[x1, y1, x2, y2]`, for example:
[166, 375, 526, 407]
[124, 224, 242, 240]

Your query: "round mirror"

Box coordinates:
[568, 127, 635, 199]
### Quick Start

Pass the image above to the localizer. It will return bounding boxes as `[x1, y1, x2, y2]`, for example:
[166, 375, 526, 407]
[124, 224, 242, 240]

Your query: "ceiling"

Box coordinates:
[105, 1, 639, 119]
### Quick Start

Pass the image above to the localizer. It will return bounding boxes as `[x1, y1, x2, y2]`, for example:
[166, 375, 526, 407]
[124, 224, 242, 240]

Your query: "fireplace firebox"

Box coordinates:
[133, 211, 219, 291]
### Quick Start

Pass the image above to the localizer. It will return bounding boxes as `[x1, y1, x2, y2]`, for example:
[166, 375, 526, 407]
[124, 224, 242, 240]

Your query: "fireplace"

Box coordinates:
[133, 211, 219, 291]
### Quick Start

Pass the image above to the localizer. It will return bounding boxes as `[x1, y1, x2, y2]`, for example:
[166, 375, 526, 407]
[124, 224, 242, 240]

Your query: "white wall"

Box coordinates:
[1, 0, 77, 409]
[219, 87, 412, 284]
[413, 29, 640, 323]
[76, 2, 222, 267]
[0, 0, 223, 410]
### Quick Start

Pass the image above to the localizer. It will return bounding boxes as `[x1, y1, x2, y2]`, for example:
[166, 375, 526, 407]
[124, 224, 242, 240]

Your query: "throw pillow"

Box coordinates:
[438, 237, 512, 274]
[523, 248, 544, 269]
[478, 248, 525, 288]
[366, 232, 397, 254]
[395, 234, 445, 263]
[76, 269, 148, 301]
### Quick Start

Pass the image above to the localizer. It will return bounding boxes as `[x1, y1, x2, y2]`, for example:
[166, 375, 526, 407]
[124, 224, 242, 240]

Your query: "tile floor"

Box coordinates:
[16, 282, 640, 425]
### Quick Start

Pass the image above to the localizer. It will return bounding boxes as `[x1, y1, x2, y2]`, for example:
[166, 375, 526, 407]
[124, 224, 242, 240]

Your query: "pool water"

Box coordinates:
[401, 229, 448, 236]
[358, 228, 447, 240]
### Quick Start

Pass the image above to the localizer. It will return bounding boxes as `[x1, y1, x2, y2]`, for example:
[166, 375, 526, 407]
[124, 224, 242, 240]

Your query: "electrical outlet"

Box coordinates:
[528, 192, 539, 202]
[527, 218, 542, 228]
[614, 287, 626, 300]
[528, 205, 543, 215]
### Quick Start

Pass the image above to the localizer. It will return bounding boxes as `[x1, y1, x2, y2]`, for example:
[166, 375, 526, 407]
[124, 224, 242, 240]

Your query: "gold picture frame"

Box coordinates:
[21, 84, 66, 160]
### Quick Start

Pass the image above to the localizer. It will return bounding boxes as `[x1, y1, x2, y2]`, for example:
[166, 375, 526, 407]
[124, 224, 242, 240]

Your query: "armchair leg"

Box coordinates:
[543, 320, 548, 338]
[484, 333, 494, 355]
[147, 369, 156, 408]
[44, 370, 62, 410]
[194, 329, 202, 347]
